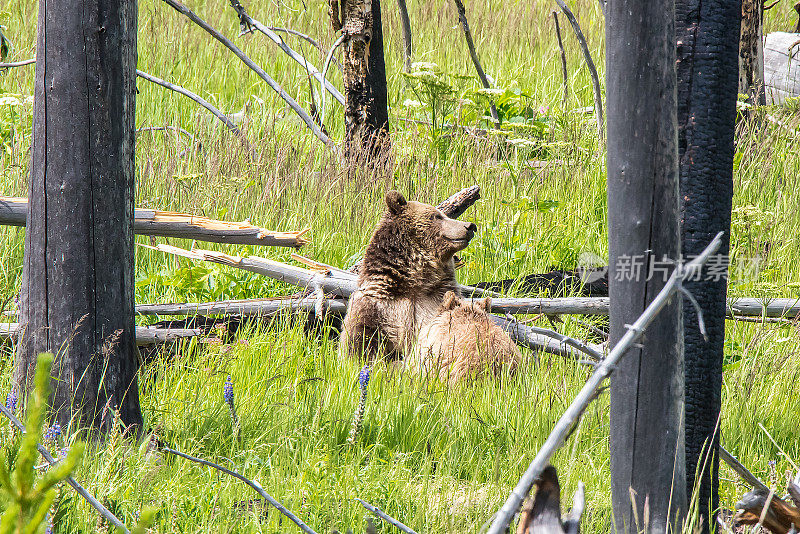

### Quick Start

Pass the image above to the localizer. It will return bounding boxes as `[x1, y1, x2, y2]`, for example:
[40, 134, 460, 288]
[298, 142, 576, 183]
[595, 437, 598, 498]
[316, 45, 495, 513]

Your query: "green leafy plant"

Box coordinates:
[0, 353, 85, 534]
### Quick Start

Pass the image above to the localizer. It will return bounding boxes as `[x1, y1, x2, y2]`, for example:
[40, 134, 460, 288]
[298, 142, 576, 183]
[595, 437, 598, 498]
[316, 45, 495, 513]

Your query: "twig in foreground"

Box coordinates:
[159, 0, 333, 148]
[0, 403, 130, 533]
[554, 0, 604, 143]
[486, 232, 724, 534]
[356, 498, 418, 534]
[162, 447, 318, 534]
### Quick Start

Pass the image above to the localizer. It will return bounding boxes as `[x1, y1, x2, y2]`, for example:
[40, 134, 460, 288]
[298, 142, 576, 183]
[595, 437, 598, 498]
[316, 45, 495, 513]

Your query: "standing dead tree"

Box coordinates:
[607, 0, 685, 531]
[486, 234, 723, 534]
[17, 0, 142, 432]
[675, 0, 740, 528]
[329, 0, 390, 160]
[739, 0, 766, 104]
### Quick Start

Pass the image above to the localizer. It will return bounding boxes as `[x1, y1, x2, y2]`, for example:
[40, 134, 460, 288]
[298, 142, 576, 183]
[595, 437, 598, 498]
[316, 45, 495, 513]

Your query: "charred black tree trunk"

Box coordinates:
[15, 0, 142, 433]
[607, 0, 686, 532]
[675, 0, 740, 528]
[332, 0, 390, 161]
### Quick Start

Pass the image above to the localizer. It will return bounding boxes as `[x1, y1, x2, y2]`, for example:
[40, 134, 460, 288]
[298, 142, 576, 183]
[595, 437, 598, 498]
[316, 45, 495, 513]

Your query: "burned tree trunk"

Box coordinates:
[331, 0, 390, 160]
[675, 0, 740, 529]
[15, 0, 142, 432]
[739, 0, 765, 104]
[607, 0, 686, 532]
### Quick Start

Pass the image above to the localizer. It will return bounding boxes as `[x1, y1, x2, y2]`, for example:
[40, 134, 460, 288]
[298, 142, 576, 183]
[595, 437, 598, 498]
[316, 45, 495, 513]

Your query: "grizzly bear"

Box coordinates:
[410, 291, 521, 385]
[340, 190, 477, 361]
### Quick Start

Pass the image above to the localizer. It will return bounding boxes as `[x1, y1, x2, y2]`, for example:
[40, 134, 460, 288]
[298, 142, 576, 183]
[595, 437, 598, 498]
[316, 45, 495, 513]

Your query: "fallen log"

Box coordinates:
[734, 489, 800, 534]
[144, 244, 358, 297]
[136, 296, 348, 317]
[0, 323, 202, 346]
[0, 197, 309, 247]
[764, 32, 800, 104]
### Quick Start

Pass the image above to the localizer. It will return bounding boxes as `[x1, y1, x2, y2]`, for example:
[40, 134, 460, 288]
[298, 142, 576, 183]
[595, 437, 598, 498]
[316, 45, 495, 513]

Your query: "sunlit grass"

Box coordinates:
[1, 0, 800, 531]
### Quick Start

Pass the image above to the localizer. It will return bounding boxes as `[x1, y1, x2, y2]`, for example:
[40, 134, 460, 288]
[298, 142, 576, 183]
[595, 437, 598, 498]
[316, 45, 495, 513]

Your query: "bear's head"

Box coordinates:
[439, 290, 491, 317]
[359, 191, 478, 297]
[384, 190, 477, 260]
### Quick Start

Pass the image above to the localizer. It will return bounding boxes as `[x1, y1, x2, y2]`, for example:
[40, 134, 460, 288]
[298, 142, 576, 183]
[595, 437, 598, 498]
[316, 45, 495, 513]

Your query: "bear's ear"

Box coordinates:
[476, 297, 491, 311]
[441, 291, 458, 310]
[385, 190, 407, 215]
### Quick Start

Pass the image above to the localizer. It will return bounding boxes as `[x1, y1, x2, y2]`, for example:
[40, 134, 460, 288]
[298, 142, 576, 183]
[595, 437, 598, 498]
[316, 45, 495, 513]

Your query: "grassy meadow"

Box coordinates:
[1, 0, 800, 531]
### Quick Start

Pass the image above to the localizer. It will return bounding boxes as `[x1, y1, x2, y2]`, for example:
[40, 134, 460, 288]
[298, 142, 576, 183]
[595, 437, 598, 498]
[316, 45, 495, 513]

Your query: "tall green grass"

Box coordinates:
[1, 0, 799, 531]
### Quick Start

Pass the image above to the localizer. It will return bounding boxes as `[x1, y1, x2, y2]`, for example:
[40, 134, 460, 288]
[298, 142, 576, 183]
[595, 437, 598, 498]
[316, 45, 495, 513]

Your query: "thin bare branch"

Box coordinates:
[719, 446, 769, 492]
[159, 0, 334, 147]
[163, 446, 318, 534]
[452, 0, 500, 128]
[136, 69, 243, 136]
[320, 34, 345, 126]
[0, 403, 130, 533]
[554, 0, 604, 143]
[0, 323, 201, 346]
[357, 498, 418, 534]
[0, 58, 36, 68]
[396, 0, 413, 72]
[553, 11, 569, 107]
[227, 0, 344, 105]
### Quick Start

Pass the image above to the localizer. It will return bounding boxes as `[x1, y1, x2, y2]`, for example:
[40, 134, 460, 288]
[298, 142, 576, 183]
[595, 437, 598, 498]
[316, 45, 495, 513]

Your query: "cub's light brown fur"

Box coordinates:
[411, 291, 521, 385]
[340, 191, 477, 361]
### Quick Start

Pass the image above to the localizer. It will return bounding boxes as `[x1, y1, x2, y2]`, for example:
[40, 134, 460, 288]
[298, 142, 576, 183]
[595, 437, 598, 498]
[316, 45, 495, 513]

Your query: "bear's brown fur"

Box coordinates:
[340, 191, 477, 361]
[410, 291, 521, 385]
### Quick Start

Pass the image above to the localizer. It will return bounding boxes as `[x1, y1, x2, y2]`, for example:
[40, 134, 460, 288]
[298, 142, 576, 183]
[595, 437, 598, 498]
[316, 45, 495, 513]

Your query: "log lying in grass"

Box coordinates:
[764, 32, 800, 105]
[144, 244, 358, 297]
[0, 197, 309, 247]
[141, 243, 603, 360]
[134, 295, 800, 320]
[734, 488, 800, 534]
[137, 296, 348, 317]
[0, 323, 202, 346]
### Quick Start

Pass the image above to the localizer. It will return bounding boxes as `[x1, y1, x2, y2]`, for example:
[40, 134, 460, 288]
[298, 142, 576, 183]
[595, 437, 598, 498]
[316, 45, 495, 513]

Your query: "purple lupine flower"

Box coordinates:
[44, 422, 61, 443]
[5, 387, 17, 412]
[358, 365, 371, 390]
[224, 376, 234, 405]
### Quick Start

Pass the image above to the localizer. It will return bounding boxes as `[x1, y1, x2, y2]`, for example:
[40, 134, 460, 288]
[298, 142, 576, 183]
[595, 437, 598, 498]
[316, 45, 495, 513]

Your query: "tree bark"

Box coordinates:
[338, 0, 390, 160]
[675, 0, 740, 529]
[739, 0, 766, 105]
[396, 0, 412, 72]
[607, 0, 686, 532]
[15, 0, 142, 432]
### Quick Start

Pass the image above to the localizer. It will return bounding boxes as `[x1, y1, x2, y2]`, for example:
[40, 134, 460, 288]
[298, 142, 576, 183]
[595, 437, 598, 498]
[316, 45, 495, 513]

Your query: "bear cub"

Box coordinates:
[340, 190, 477, 361]
[410, 291, 521, 385]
